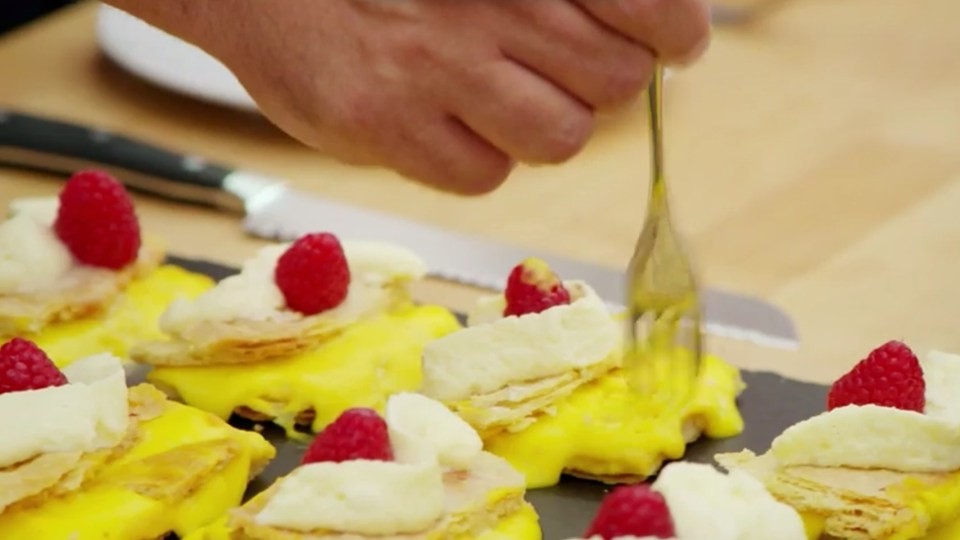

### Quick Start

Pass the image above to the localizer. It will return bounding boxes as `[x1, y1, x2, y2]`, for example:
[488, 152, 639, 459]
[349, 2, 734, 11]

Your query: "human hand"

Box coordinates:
[117, 0, 711, 194]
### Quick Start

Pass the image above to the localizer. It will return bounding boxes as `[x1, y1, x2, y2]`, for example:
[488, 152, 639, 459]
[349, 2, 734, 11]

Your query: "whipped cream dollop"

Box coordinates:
[159, 241, 426, 332]
[386, 392, 483, 469]
[255, 392, 483, 534]
[568, 463, 806, 540]
[0, 198, 74, 294]
[770, 350, 960, 473]
[255, 458, 444, 535]
[421, 281, 620, 402]
[0, 353, 130, 468]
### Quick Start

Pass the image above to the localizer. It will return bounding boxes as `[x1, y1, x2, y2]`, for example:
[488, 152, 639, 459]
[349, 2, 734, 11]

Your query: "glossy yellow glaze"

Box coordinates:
[797, 470, 960, 540]
[801, 514, 960, 540]
[925, 518, 960, 540]
[148, 304, 462, 435]
[896, 472, 960, 539]
[0, 390, 275, 539]
[801, 514, 825, 539]
[33, 265, 214, 367]
[472, 503, 541, 540]
[484, 354, 744, 488]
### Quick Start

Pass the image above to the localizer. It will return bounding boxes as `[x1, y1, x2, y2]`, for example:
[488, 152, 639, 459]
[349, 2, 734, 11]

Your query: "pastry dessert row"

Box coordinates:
[554, 341, 960, 540]
[184, 392, 541, 540]
[0, 341, 275, 539]
[17, 169, 949, 540]
[716, 341, 960, 540]
[2, 171, 745, 468]
[0, 170, 749, 538]
[0, 171, 212, 366]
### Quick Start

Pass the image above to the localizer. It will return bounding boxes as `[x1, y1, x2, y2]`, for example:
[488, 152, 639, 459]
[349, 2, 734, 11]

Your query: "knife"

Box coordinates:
[0, 109, 799, 349]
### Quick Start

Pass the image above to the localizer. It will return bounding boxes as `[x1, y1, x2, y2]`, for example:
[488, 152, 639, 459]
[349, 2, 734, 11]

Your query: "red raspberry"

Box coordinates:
[503, 258, 571, 317]
[54, 170, 142, 270]
[301, 408, 393, 465]
[827, 340, 925, 412]
[0, 338, 68, 395]
[584, 484, 676, 539]
[275, 233, 350, 316]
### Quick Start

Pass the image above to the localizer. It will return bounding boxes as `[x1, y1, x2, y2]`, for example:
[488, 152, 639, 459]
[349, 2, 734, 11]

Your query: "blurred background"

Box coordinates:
[1, 0, 959, 382]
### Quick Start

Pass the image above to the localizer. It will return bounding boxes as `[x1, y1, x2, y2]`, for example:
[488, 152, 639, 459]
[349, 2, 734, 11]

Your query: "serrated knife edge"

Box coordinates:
[0, 111, 799, 351]
[234, 175, 799, 351]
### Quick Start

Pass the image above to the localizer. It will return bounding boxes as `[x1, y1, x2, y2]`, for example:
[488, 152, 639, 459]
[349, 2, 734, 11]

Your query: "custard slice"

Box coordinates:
[421, 260, 744, 488]
[0, 186, 212, 368]
[716, 347, 960, 540]
[133, 237, 461, 435]
[186, 393, 541, 540]
[0, 353, 275, 539]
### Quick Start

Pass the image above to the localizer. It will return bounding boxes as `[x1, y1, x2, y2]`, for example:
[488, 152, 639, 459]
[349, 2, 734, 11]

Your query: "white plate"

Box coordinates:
[95, 4, 259, 112]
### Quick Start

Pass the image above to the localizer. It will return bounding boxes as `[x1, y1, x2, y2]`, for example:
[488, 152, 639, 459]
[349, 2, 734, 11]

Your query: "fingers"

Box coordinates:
[323, 91, 516, 195]
[573, 0, 712, 64]
[496, 1, 654, 110]
[324, 51, 592, 188]
[214, 0, 712, 196]
[443, 58, 595, 165]
[390, 115, 516, 195]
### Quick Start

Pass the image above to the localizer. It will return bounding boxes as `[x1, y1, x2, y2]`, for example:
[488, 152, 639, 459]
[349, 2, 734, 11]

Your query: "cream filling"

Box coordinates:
[770, 350, 960, 472]
[0, 197, 151, 295]
[0, 199, 73, 294]
[254, 392, 483, 534]
[159, 241, 426, 332]
[0, 353, 129, 468]
[421, 281, 620, 403]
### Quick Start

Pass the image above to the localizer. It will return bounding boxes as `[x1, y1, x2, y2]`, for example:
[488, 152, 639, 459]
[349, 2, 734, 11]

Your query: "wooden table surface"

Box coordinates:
[1, 0, 958, 384]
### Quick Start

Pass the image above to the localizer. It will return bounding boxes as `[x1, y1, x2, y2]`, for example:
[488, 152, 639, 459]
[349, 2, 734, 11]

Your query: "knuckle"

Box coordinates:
[328, 89, 378, 135]
[679, 7, 713, 61]
[595, 52, 653, 108]
[618, 0, 711, 61]
[688, 0, 714, 34]
[455, 154, 514, 195]
[415, 130, 515, 195]
[535, 5, 593, 49]
[536, 110, 594, 163]
[678, 33, 710, 65]
[618, 0, 664, 25]
[392, 33, 438, 70]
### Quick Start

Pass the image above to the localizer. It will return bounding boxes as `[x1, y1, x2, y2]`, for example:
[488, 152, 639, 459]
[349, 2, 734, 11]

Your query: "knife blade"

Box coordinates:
[0, 109, 799, 349]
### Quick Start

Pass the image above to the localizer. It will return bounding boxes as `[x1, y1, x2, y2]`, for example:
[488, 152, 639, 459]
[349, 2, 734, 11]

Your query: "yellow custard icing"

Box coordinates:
[893, 472, 960, 540]
[801, 514, 826, 539]
[148, 305, 461, 434]
[32, 265, 214, 367]
[484, 354, 744, 488]
[0, 387, 275, 539]
[472, 503, 541, 540]
[925, 518, 960, 540]
[801, 515, 960, 540]
[797, 470, 960, 540]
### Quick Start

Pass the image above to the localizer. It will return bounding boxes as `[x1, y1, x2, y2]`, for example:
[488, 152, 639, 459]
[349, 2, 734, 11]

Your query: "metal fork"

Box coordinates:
[624, 64, 703, 405]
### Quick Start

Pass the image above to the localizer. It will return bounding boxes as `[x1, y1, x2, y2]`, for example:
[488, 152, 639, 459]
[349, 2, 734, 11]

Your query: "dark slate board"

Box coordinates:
[161, 256, 828, 540]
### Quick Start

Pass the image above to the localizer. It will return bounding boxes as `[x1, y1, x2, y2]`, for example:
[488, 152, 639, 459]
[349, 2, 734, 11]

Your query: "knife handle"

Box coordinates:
[0, 110, 246, 213]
